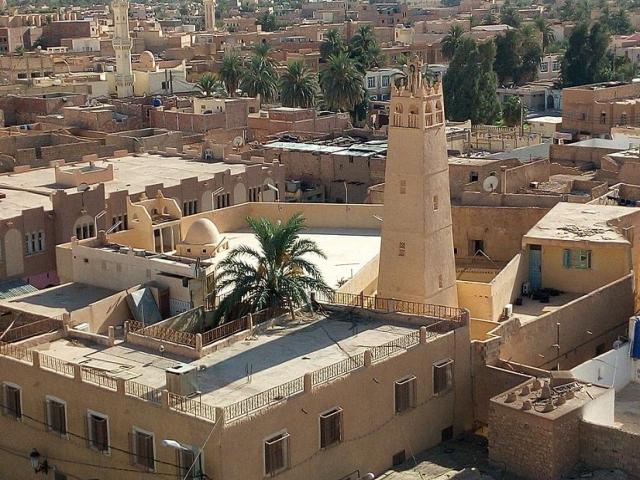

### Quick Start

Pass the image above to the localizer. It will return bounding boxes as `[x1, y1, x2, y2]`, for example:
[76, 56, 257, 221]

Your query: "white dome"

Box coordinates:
[184, 218, 220, 245]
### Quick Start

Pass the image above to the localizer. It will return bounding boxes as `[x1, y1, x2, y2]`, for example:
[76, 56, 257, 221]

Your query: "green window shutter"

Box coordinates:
[562, 249, 572, 268]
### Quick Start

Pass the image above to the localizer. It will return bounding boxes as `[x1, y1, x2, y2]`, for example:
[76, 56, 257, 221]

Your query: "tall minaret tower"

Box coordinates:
[377, 59, 458, 307]
[203, 0, 217, 31]
[112, 0, 134, 98]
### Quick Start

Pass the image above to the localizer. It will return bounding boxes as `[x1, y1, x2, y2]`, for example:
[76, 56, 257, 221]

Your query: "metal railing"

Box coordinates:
[311, 353, 365, 386]
[129, 322, 197, 348]
[125, 381, 162, 404]
[202, 316, 248, 346]
[0, 317, 64, 343]
[168, 393, 217, 422]
[370, 331, 421, 362]
[314, 291, 467, 324]
[39, 353, 74, 377]
[223, 376, 304, 422]
[80, 367, 118, 390]
[251, 306, 287, 325]
[0, 341, 32, 362]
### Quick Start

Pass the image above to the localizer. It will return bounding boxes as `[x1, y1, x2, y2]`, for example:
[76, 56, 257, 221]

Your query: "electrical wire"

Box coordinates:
[0, 442, 177, 477]
[0, 399, 182, 470]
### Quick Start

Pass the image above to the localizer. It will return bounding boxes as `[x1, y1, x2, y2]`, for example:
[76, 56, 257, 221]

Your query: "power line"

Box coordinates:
[0, 399, 182, 470]
[0, 442, 178, 477]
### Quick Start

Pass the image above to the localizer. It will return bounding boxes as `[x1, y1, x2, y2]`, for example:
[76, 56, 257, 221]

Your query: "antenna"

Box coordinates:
[482, 175, 499, 193]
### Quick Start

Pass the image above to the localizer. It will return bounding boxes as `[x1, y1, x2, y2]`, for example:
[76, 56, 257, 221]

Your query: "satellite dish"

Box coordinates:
[232, 136, 244, 148]
[77, 182, 90, 193]
[483, 175, 499, 193]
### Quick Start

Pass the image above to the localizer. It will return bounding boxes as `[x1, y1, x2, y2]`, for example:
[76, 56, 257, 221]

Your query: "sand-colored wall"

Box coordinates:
[539, 243, 631, 294]
[457, 280, 493, 320]
[338, 253, 379, 295]
[497, 275, 633, 370]
[68, 286, 140, 334]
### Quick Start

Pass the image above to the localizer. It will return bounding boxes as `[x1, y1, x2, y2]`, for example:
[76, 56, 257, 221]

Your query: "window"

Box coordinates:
[75, 223, 95, 240]
[394, 376, 416, 413]
[469, 239, 484, 255]
[176, 446, 203, 480]
[87, 411, 110, 453]
[400, 179, 406, 194]
[132, 428, 155, 471]
[161, 80, 169, 90]
[319, 408, 343, 448]
[2, 383, 21, 419]
[469, 171, 479, 182]
[381, 75, 390, 87]
[111, 214, 128, 232]
[562, 249, 592, 269]
[600, 112, 607, 124]
[25, 231, 45, 255]
[264, 431, 290, 475]
[398, 241, 406, 257]
[433, 359, 454, 395]
[182, 200, 198, 216]
[433, 195, 439, 211]
[216, 193, 231, 209]
[438, 274, 443, 289]
[621, 113, 628, 125]
[367, 76, 376, 89]
[552, 60, 561, 72]
[392, 450, 406, 466]
[539, 62, 549, 73]
[46, 397, 67, 436]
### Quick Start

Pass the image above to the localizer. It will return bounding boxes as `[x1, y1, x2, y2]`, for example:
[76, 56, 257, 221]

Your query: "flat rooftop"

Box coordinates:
[216, 228, 381, 289]
[38, 310, 424, 407]
[0, 283, 117, 318]
[523, 202, 637, 244]
[0, 153, 247, 196]
[0, 188, 52, 220]
[512, 292, 582, 325]
[614, 381, 640, 434]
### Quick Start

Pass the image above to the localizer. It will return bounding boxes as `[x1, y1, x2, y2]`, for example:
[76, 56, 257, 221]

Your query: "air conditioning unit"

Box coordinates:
[166, 364, 199, 397]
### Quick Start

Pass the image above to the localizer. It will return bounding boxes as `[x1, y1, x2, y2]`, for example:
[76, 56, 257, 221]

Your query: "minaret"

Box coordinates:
[377, 59, 458, 307]
[112, 0, 134, 98]
[203, 0, 216, 31]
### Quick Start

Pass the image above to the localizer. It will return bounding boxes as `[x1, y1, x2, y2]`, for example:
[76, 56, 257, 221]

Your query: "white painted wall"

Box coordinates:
[581, 387, 615, 426]
[570, 342, 632, 391]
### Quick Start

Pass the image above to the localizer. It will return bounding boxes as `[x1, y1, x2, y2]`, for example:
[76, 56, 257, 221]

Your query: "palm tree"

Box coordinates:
[441, 24, 465, 59]
[349, 24, 382, 71]
[215, 214, 332, 321]
[219, 53, 243, 97]
[196, 73, 224, 97]
[280, 61, 319, 108]
[320, 52, 364, 112]
[320, 28, 345, 62]
[534, 17, 555, 53]
[240, 55, 279, 102]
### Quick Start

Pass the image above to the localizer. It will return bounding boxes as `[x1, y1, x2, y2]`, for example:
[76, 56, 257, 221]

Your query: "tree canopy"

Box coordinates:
[561, 21, 611, 86]
[444, 37, 501, 124]
[280, 61, 319, 108]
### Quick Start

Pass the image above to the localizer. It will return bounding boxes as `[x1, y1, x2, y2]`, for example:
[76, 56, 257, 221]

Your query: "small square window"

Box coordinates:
[2, 383, 21, 419]
[264, 431, 290, 475]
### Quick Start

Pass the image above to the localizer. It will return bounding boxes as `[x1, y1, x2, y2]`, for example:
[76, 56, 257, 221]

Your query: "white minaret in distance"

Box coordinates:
[112, 0, 134, 98]
[377, 59, 458, 307]
[203, 0, 217, 31]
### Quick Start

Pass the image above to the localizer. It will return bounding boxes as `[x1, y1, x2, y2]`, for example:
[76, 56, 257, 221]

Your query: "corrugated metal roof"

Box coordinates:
[0, 279, 38, 300]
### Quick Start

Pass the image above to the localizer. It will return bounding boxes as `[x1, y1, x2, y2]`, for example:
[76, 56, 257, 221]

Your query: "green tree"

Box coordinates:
[320, 28, 344, 62]
[348, 24, 382, 71]
[562, 21, 611, 86]
[482, 12, 498, 25]
[494, 28, 542, 85]
[319, 51, 364, 113]
[444, 37, 500, 124]
[256, 11, 278, 31]
[214, 214, 332, 322]
[13, 45, 25, 55]
[534, 16, 555, 53]
[500, 2, 522, 28]
[502, 95, 524, 126]
[280, 60, 318, 108]
[196, 73, 224, 97]
[240, 43, 279, 102]
[601, 7, 632, 35]
[441, 24, 465, 60]
[220, 52, 243, 97]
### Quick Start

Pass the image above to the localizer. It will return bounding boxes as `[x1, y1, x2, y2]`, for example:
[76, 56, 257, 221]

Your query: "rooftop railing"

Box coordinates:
[223, 376, 305, 422]
[168, 392, 217, 422]
[0, 317, 64, 343]
[311, 353, 365, 386]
